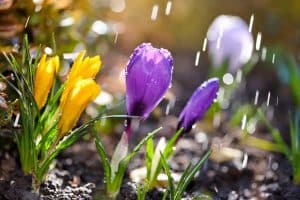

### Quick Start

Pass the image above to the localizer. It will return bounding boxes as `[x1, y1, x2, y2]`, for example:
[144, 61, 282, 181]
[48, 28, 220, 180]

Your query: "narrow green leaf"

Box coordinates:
[146, 137, 154, 179]
[95, 134, 112, 186]
[174, 150, 211, 200]
[160, 152, 174, 199]
[164, 128, 183, 158]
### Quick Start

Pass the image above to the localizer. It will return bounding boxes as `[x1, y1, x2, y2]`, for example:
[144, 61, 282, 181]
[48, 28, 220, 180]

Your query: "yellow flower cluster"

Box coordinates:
[34, 54, 59, 109]
[34, 51, 101, 136]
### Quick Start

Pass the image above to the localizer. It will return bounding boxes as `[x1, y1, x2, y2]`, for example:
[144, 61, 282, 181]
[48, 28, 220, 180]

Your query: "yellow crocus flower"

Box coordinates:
[34, 54, 60, 110]
[60, 51, 101, 108]
[58, 78, 101, 136]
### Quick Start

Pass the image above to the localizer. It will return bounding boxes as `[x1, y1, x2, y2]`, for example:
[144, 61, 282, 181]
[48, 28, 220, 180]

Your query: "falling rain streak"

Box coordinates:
[255, 32, 262, 51]
[25, 16, 30, 28]
[267, 91, 271, 106]
[242, 153, 248, 169]
[165, 1, 172, 15]
[261, 47, 267, 61]
[236, 70, 242, 83]
[254, 90, 259, 105]
[202, 38, 207, 51]
[114, 32, 118, 43]
[241, 114, 247, 130]
[14, 113, 20, 127]
[151, 5, 159, 21]
[195, 51, 200, 66]
[272, 53, 276, 63]
[248, 14, 254, 32]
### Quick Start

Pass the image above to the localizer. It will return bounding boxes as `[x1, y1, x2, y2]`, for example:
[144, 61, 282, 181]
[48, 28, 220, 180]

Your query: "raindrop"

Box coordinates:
[59, 61, 70, 77]
[165, 1, 172, 16]
[110, 0, 126, 13]
[271, 162, 279, 171]
[151, 4, 159, 21]
[214, 185, 219, 193]
[272, 53, 276, 63]
[35, 4, 42, 12]
[255, 32, 262, 51]
[192, 124, 197, 130]
[276, 96, 279, 106]
[217, 87, 225, 102]
[202, 38, 207, 52]
[261, 47, 267, 61]
[247, 118, 257, 134]
[12, 43, 20, 53]
[119, 69, 126, 80]
[248, 14, 254, 33]
[25, 16, 30, 28]
[268, 156, 272, 169]
[60, 17, 74, 27]
[236, 70, 242, 83]
[0, 82, 6, 91]
[92, 20, 108, 35]
[114, 32, 119, 43]
[195, 132, 208, 143]
[44, 47, 53, 55]
[242, 153, 248, 169]
[241, 114, 247, 130]
[195, 51, 200, 66]
[14, 113, 20, 127]
[223, 73, 234, 85]
[165, 97, 175, 115]
[267, 91, 271, 106]
[213, 113, 221, 128]
[254, 90, 259, 105]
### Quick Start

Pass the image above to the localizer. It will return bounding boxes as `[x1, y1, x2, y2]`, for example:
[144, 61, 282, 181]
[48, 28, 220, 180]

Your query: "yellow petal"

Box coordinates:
[52, 56, 60, 73]
[34, 54, 58, 109]
[58, 78, 101, 136]
[60, 51, 101, 109]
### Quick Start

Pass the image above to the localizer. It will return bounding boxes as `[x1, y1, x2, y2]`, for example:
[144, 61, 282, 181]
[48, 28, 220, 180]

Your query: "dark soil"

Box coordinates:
[1, 128, 300, 200]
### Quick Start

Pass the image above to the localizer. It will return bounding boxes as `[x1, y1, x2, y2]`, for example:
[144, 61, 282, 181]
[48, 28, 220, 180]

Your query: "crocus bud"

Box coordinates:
[125, 43, 173, 119]
[58, 78, 101, 136]
[34, 54, 60, 109]
[60, 50, 101, 109]
[207, 15, 253, 72]
[178, 78, 219, 132]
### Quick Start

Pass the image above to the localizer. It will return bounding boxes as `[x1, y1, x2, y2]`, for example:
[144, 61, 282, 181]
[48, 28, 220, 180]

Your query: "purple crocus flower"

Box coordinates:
[207, 15, 253, 72]
[125, 43, 173, 119]
[178, 78, 219, 132]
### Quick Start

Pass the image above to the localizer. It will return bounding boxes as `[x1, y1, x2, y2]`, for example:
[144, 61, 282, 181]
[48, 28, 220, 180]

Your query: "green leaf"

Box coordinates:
[95, 134, 112, 187]
[174, 150, 211, 200]
[146, 137, 154, 179]
[149, 137, 166, 185]
[109, 127, 162, 196]
[38, 122, 90, 181]
[164, 128, 183, 158]
[160, 152, 175, 199]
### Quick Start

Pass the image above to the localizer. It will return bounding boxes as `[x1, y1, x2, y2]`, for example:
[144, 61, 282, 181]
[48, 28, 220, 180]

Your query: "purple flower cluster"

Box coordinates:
[125, 43, 219, 134]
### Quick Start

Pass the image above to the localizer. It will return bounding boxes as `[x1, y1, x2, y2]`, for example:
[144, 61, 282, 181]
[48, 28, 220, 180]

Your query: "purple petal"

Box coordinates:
[125, 43, 173, 119]
[207, 15, 253, 72]
[178, 78, 219, 132]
